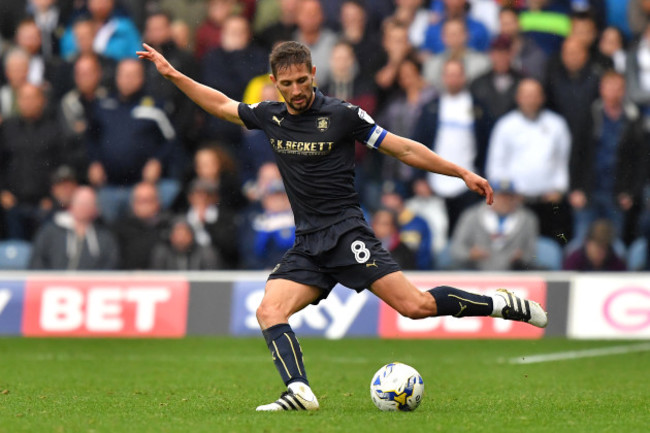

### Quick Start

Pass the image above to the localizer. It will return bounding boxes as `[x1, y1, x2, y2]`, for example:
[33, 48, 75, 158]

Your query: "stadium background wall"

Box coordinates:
[0, 272, 648, 339]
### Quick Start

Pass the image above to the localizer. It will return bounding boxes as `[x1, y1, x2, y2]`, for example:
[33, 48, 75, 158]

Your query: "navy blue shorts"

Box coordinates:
[268, 217, 401, 303]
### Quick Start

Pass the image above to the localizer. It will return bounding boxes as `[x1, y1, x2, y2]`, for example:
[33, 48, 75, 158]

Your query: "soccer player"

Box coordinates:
[138, 41, 548, 412]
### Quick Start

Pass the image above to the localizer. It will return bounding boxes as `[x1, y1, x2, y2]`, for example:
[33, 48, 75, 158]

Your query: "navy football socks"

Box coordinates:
[428, 285, 493, 317]
[262, 323, 309, 386]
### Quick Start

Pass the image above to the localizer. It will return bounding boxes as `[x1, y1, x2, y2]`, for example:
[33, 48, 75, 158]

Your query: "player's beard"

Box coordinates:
[286, 90, 314, 114]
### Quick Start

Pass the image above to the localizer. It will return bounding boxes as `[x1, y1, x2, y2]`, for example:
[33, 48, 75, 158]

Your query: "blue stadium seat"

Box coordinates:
[434, 244, 452, 270]
[0, 240, 32, 270]
[626, 238, 647, 271]
[534, 236, 563, 270]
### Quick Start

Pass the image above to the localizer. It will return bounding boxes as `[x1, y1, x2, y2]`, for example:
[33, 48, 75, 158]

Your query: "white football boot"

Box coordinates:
[256, 382, 319, 411]
[491, 288, 548, 328]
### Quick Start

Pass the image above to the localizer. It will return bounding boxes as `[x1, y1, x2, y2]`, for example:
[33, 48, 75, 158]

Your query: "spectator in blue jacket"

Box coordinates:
[380, 185, 433, 270]
[241, 179, 295, 270]
[60, 0, 141, 61]
[85, 58, 181, 223]
[422, 0, 490, 54]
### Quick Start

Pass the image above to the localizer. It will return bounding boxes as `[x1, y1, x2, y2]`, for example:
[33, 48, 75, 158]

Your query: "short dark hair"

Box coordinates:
[269, 41, 312, 77]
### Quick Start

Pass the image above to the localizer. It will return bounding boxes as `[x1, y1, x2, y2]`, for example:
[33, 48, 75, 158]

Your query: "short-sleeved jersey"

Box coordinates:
[238, 89, 387, 234]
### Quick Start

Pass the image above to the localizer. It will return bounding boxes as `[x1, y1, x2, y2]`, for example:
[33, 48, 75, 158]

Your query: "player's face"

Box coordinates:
[271, 63, 316, 115]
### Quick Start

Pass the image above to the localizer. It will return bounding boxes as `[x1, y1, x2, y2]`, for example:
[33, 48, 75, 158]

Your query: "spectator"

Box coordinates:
[470, 34, 523, 122]
[625, 22, 650, 132]
[238, 84, 279, 186]
[194, 0, 241, 60]
[185, 178, 240, 269]
[450, 179, 539, 271]
[171, 18, 193, 51]
[201, 14, 268, 143]
[375, 55, 436, 195]
[498, 6, 548, 82]
[58, 54, 107, 175]
[413, 59, 491, 236]
[243, 161, 283, 204]
[422, 0, 491, 54]
[374, 18, 416, 109]
[0, 49, 30, 121]
[44, 165, 79, 220]
[240, 180, 296, 269]
[60, 0, 142, 61]
[519, 0, 571, 55]
[0, 83, 64, 240]
[422, 18, 491, 91]
[486, 79, 572, 243]
[293, 0, 338, 87]
[571, 71, 646, 243]
[598, 26, 626, 73]
[628, 0, 650, 38]
[14, 18, 60, 89]
[143, 10, 199, 149]
[321, 40, 377, 114]
[563, 218, 627, 271]
[86, 58, 181, 223]
[392, 0, 430, 49]
[150, 216, 222, 270]
[339, 0, 384, 77]
[113, 181, 172, 270]
[381, 186, 433, 270]
[371, 208, 416, 269]
[188, 144, 246, 211]
[569, 11, 613, 71]
[52, 18, 117, 98]
[545, 36, 605, 210]
[255, 0, 299, 52]
[405, 178, 449, 256]
[27, 0, 65, 60]
[29, 186, 119, 270]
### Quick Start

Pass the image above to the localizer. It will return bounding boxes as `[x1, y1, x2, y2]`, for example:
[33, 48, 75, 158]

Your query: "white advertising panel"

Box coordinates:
[568, 276, 650, 339]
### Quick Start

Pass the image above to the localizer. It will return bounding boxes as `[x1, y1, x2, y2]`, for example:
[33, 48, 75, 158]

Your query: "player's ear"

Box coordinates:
[311, 66, 316, 77]
[269, 74, 277, 84]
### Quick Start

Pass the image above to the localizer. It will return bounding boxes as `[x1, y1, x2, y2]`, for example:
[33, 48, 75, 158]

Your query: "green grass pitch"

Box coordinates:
[0, 337, 648, 433]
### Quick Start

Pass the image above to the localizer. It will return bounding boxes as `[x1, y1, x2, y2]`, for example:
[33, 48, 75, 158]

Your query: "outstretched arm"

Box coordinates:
[379, 131, 493, 205]
[136, 43, 244, 125]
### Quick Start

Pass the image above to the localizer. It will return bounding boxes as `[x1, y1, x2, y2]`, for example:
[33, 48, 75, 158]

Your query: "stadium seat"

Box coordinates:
[0, 240, 32, 270]
[626, 237, 647, 271]
[534, 236, 563, 270]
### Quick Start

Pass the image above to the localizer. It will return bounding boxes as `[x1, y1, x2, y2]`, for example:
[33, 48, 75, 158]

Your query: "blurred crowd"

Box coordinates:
[0, 0, 649, 273]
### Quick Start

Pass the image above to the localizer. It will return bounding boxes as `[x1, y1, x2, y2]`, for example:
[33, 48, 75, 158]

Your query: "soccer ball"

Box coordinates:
[370, 362, 424, 412]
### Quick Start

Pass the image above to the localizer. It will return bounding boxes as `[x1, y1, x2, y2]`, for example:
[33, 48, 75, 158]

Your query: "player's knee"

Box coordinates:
[256, 300, 286, 326]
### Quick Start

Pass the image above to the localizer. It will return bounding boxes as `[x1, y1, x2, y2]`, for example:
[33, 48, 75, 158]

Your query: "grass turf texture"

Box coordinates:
[0, 338, 648, 433]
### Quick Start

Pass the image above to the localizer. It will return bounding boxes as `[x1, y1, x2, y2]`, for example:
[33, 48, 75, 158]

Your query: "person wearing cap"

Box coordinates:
[40, 165, 80, 223]
[450, 179, 539, 271]
[149, 216, 221, 270]
[470, 34, 523, 122]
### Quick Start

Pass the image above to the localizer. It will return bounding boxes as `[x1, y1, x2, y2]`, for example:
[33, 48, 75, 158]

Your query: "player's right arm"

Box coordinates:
[137, 43, 243, 125]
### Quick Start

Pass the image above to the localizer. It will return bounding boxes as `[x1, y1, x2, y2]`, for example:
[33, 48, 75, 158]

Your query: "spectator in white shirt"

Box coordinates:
[486, 78, 573, 244]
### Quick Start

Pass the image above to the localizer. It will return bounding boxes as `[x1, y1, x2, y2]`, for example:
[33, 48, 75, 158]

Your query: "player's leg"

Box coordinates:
[255, 278, 321, 411]
[370, 271, 547, 327]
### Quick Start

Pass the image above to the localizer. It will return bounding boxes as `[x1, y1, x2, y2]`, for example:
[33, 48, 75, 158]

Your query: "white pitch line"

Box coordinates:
[507, 342, 650, 365]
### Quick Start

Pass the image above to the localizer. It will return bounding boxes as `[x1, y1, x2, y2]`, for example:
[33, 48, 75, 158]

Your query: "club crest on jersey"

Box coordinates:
[317, 117, 330, 132]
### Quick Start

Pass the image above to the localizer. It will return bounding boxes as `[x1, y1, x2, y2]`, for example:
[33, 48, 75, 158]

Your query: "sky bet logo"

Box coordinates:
[230, 282, 379, 338]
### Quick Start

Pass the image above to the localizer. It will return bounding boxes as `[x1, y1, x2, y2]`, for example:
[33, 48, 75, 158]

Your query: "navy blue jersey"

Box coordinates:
[238, 89, 387, 234]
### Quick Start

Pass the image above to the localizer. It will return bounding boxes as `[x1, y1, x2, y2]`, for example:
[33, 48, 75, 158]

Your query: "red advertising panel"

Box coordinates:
[379, 276, 547, 339]
[22, 278, 189, 337]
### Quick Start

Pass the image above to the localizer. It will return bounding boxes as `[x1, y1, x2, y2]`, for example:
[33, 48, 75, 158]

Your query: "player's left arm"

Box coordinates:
[379, 131, 493, 205]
